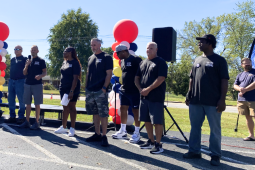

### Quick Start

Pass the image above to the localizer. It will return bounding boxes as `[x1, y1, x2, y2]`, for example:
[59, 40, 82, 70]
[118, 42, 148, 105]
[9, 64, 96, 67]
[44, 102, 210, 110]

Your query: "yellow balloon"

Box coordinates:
[0, 77, 5, 85]
[0, 85, 3, 91]
[113, 59, 119, 68]
[119, 75, 123, 84]
[109, 116, 113, 122]
[113, 67, 122, 77]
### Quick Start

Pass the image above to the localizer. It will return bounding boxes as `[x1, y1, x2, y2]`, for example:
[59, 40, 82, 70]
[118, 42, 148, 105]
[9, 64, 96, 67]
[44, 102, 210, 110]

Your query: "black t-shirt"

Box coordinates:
[25, 57, 47, 85]
[10, 55, 27, 80]
[189, 54, 229, 106]
[59, 59, 81, 94]
[136, 57, 168, 103]
[120, 55, 142, 94]
[86, 52, 113, 91]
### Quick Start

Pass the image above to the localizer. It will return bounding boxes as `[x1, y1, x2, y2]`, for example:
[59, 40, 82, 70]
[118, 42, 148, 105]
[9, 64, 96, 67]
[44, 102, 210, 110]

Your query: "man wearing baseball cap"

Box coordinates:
[112, 44, 142, 143]
[184, 34, 229, 166]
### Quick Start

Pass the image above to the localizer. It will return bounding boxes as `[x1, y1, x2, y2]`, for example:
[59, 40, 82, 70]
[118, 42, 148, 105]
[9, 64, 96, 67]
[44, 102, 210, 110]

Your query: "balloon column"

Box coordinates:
[0, 22, 9, 104]
[108, 19, 138, 125]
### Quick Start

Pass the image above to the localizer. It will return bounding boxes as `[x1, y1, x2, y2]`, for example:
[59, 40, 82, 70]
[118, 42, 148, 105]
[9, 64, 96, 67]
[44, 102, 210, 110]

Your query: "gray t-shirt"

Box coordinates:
[189, 54, 229, 106]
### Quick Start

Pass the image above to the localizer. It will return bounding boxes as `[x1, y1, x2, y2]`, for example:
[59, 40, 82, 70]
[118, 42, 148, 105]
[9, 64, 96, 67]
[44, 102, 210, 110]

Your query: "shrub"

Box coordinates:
[43, 83, 56, 90]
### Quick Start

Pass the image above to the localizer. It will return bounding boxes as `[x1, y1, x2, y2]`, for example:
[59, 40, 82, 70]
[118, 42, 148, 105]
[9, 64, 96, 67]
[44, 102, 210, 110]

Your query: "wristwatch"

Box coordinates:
[102, 86, 107, 90]
[70, 90, 73, 93]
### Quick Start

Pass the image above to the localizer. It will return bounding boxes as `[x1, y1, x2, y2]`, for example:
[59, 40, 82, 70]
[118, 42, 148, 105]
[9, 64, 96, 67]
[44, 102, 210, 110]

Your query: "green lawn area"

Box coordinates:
[1, 98, 247, 139]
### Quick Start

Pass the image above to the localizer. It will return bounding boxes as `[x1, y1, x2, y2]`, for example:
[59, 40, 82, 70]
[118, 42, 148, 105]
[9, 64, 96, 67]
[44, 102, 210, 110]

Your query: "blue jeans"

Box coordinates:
[8, 79, 25, 119]
[189, 104, 222, 157]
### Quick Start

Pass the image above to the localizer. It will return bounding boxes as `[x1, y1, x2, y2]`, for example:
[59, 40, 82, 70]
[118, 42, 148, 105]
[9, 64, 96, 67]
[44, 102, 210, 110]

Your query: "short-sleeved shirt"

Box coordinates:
[189, 54, 229, 106]
[59, 59, 81, 94]
[86, 52, 113, 91]
[120, 55, 142, 94]
[25, 57, 47, 85]
[10, 55, 27, 80]
[234, 69, 255, 101]
[136, 57, 168, 103]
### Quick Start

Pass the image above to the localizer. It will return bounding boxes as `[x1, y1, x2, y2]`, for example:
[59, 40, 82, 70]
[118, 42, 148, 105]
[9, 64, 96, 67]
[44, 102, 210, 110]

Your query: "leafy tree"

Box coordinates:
[101, 47, 113, 56]
[4, 54, 11, 79]
[47, 8, 98, 78]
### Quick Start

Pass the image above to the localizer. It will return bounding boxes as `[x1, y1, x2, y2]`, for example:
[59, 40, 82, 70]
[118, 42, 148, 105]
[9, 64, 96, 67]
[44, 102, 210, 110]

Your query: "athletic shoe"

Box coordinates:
[112, 130, 127, 139]
[4, 117, 16, 123]
[68, 127, 75, 137]
[140, 139, 154, 149]
[129, 131, 140, 143]
[54, 125, 68, 134]
[86, 133, 102, 142]
[101, 135, 109, 147]
[19, 120, 31, 128]
[183, 152, 202, 159]
[210, 156, 220, 166]
[150, 142, 164, 154]
[30, 121, 40, 130]
[16, 118, 25, 125]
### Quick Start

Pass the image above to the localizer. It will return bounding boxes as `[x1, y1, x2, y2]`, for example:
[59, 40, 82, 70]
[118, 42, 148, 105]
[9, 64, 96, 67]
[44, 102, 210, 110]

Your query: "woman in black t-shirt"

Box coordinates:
[54, 47, 82, 137]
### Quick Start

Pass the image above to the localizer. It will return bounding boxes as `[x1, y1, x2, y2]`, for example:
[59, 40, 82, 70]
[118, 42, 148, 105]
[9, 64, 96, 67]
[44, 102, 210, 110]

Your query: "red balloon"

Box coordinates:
[1, 70, 5, 77]
[0, 22, 10, 41]
[109, 107, 118, 117]
[113, 19, 138, 43]
[113, 52, 119, 60]
[119, 60, 121, 67]
[0, 62, 6, 71]
[0, 55, 2, 62]
[112, 115, 121, 124]
[112, 42, 120, 51]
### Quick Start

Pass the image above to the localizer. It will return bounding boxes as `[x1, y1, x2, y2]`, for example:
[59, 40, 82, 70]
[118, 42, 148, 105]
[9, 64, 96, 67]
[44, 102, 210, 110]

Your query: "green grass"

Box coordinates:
[1, 98, 247, 138]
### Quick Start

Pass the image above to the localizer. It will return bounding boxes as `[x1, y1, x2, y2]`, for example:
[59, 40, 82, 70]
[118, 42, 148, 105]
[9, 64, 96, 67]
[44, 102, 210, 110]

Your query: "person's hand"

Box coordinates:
[68, 92, 73, 100]
[102, 88, 106, 94]
[216, 99, 226, 113]
[140, 87, 150, 96]
[240, 87, 246, 94]
[25, 59, 32, 66]
[239, 92, 243, 97]
[35, 75, 41, 80]
[185, 99, 190, 106]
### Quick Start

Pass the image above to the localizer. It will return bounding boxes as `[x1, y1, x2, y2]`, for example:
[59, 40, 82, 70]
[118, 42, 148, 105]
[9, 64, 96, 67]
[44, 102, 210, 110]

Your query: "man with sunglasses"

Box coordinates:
[111, 44, 142, 143]
[5, 46, 27, 124]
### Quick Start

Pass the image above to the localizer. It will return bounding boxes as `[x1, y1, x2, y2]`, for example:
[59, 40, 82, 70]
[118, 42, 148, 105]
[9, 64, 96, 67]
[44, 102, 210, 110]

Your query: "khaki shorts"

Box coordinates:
[237, 101, 255, 116]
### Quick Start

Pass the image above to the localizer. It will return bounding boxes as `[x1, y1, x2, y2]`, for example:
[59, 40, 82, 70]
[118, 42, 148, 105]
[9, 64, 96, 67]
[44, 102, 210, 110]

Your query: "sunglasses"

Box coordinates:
[14, 49, 22, 51]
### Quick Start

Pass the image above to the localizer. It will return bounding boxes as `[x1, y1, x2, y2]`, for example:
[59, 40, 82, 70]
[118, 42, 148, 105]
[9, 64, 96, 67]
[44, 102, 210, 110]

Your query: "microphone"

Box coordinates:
[28, 55, 31, 60]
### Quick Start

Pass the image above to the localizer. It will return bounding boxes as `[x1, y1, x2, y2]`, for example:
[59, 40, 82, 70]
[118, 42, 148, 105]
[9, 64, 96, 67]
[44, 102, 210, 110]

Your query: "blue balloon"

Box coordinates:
[130, 43, 138, 52]
[0, 99, 2, 104]
[112, 83, 121, 93]
[128, 106, 134, 116]
[0, 92, 2, 98]
[3, 42, 8, 49]
[111, 75, 119, 84]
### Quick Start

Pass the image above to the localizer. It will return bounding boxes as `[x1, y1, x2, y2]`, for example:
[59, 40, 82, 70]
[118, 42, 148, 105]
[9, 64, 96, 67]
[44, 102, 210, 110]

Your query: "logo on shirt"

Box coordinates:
[69, 64, 72, 67]
[249, 74, 253, 76]
[150, 63, 156, 68]
[196, 63, 201, 68]
[205, 62, 213, 67]
[34, 61, 40, 65]
[126, 62, 132, 67]
[96, 59, 102, 63]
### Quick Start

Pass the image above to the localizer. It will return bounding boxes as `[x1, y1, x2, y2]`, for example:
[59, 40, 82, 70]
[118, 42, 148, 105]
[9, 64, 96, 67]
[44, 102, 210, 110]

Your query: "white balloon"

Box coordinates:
[117, 109, 121, 116]
[0, 41, 3, 49]
[1, 57, 6, 63]
[111, 98, 120, 109]
[0, 48, 7, 57]
[128, 50, 135, 56]
[108, 91, 119, 102]
[127, 115, 134, 125]
[120, 41, 130, 49]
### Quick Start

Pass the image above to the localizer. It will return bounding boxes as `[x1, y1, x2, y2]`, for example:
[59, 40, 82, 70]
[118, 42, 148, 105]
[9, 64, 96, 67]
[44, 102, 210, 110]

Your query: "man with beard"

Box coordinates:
[234, 58, 255, 141]
[184, 34, 229, 166]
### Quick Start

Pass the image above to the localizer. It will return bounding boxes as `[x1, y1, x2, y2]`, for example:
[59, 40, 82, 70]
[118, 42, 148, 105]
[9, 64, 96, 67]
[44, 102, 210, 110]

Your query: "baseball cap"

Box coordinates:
[116, 44, 128, 52]
[196, 34, 216, 46]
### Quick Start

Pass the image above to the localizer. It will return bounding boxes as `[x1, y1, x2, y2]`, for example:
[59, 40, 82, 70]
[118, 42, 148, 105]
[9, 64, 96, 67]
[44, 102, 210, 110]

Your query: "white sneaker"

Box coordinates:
[54, 125, 68, 134]
[112, 129, 127, 139]
[68, 127, 75, 137]
[129, 131, 140, 143]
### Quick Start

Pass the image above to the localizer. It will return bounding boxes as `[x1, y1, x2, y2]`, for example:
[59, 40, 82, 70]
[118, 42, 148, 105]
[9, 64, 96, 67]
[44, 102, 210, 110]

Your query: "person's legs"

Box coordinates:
[245, 115, 254, 139]
[68, 102, 77, 129]
[155, 124, 163, 143]
[35, 105, 40, 123]
[132, 108, 140, 128]
[145, 122, 154, 142]
[15, 79, 25, 119]
[100, 117, 108, 136]
[62, 105, 70, 128]
[23, 84, 32, 122]
[25, 104, 31, 122]
[8, 79, 16, 118]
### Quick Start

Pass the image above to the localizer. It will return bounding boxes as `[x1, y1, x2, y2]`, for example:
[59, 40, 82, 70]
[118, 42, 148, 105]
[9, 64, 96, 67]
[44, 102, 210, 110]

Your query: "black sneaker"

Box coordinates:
[140, 139, 155, 149]
[183, 152, 202, 159]
[16, 118, 25, 125]
[86, 133, 102, 142]
[30, 121, 40, 130]
[150, 142, 164, 154]
[101, 135, 109, 147]
[19, 120, 31, 128]
[210, 156, 220, 166]
[4, 117, 16, 123]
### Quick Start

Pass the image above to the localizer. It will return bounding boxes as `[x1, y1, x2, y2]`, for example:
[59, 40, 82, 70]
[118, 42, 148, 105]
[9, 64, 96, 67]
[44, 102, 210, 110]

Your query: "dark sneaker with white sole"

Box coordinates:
[30, 121, 40, 130]
[19, 120, 31, 128]
[183, 152, 202, 159]
[150, 142, 164, 154]
[101, 135, 109, 147]
[86, 133, 102, 142]
[210, 156, 220, 166]
[140, 139, 154, 149]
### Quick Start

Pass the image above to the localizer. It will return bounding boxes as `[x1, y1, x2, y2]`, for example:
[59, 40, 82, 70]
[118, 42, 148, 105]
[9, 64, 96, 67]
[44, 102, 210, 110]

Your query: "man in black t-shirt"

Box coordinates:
[111, 45, 142, 143]
[85, 38, 113, 147]
[20, 45, 47, 130]
[184, 34, 229, 166]
[5, 45, 27, 124]
[135, 42, 168, 154]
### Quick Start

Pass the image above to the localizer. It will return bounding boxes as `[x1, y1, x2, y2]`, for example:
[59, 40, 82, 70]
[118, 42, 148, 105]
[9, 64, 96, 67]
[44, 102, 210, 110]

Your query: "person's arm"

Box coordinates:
[135, 76, 142, 92]
[216, 79, 228, 113]
[23, 59, 31, 75]
[85, 69, 89, 90]
[68, 75, 79, 100]
[185, 78, 193, 106]
[233, 84, 242, 91]
[35, 68, 47, 80]
[102, 69, 112, 93]
[140, 76, 165, 96]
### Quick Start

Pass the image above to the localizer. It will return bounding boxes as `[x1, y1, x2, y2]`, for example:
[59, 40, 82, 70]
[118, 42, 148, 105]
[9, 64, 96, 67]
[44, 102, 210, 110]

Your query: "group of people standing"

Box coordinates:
[4, 35, 255, 167]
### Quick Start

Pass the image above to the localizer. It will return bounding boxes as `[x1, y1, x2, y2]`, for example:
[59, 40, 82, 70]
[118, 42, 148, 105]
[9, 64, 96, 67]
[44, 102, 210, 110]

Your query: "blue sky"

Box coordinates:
[1, 0, 248, 62]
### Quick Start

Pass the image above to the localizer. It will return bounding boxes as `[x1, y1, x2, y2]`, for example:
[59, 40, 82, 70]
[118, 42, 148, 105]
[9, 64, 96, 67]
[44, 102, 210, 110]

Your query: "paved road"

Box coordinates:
[0, 115, 254, 170]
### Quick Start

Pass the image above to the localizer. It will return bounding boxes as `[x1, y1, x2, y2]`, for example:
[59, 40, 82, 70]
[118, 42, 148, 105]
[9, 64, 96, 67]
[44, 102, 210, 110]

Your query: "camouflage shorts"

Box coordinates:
[85, 89, 109, 117]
